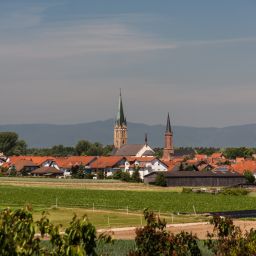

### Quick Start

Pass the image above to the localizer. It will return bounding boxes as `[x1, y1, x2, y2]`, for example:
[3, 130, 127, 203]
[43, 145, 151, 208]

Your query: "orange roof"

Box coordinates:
[126, 156, 156, 162]
[8, 156, 55, 165]
[236, 157, 245, 163]
[55, 156, 97, 168]
[232, 160, 256, 174]
[195, 154, 208, 160]
[90, 156, 124, 169]
[211, 153, 224, 158]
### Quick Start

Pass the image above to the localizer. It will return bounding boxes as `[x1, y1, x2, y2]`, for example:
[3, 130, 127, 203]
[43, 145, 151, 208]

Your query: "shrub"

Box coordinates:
[128, 209, 201, 256]
[113, 170, 123, 180]
[244, 170, 255, 184]
[182, 187, 193, 193]
[220, 187, 249, 196]
[121, 172, 131, 182]
[154, 172, 167, 187]
[0, 207, 111, 255]
[205, 215, 256, 255]
[131, 169, 142, 183]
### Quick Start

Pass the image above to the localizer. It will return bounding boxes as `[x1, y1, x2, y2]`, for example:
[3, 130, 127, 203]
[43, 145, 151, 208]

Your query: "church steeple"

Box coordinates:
[114, 89, 127, 149]
[162, 113, 174, 161]
[116, 89, 126, 126]
[166, 112, 172, 133]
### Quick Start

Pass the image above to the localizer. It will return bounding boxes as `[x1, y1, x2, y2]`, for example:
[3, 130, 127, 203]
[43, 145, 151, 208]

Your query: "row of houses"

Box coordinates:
[0, 152, 255, 186]
[0, 155, 169, 179]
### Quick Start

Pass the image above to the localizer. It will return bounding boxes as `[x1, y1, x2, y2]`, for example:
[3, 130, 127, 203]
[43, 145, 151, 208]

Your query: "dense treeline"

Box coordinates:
[1, 132, 256, 158]
[0, 132, 113, 156]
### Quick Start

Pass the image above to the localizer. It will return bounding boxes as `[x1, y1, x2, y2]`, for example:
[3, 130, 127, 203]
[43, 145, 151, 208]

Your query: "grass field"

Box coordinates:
[32, 207, 207, 229]
[0, 184, 256, 214]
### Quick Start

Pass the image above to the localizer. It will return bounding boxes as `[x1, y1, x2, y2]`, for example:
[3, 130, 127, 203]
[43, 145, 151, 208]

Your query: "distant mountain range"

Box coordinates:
[0, 119, 256, 148]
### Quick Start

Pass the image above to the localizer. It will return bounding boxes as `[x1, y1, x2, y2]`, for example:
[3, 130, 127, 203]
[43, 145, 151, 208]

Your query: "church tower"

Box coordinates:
[162, 113, 174, 161]
[114, 90, 127, 149]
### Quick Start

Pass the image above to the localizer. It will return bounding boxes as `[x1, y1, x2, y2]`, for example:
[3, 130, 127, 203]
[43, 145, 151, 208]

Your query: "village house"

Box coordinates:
[124, 156, 168, 179]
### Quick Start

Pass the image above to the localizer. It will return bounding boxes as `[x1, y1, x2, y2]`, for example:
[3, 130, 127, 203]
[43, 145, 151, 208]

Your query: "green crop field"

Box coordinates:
[0, 185, 256, 213]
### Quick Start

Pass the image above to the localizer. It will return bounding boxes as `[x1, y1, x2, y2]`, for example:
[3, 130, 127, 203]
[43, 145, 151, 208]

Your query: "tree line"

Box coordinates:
[1, 132, 256, 158]
[0, 132, 113, 156]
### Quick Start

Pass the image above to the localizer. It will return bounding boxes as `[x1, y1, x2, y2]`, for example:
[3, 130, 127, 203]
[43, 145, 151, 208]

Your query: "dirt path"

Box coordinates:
[98, 220, 256, 240]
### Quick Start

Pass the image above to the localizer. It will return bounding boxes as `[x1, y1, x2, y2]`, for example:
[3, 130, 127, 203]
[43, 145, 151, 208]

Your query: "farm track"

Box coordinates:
[100, 220, 256, 240]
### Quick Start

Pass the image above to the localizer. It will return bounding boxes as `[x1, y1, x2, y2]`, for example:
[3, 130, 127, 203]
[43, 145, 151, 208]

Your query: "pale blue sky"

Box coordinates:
[0, 0, 256, 127]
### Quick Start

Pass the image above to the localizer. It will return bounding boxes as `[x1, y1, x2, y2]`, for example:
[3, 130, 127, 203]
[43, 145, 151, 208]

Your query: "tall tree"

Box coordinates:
[0, 132, 19, 155]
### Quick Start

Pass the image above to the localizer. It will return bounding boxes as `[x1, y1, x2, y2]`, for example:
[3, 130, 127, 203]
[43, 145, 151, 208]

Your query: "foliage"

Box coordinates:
[97, 171, 105, 179]
[223, 147, 255, 159]
[153, 148, 163, 158]
[182, 188, 193, 193]
[75, 140, 113, 156]
[195, 147, 219, 156]
[27, 145, 75, 157]
[244, 170, 255, 184]
[131, 168, 142, 183]
[205, 215, 256, 256]
[12, 140, 27, 156]
[0, 207, 111, 255]
[113, 170, 123, 180]
[129, 209, 201, 256]
[0, 132, 19, 155]
[121, 171, 131, 182]
[27, 140, 113, 157]
[71, 165, 85, 179]
[220, 187, 249, 196]
[154, 172, 167, 187]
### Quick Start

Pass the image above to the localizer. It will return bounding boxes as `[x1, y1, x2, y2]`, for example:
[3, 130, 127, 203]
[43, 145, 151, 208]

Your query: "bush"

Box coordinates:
[220, 187, 249, 196]
[182, 187, 193, 193]
[205, 215, 256, 255]
[128, 209, 201, 256]
[113, 170, 123, 180]
[131, 169, 142, 183]
[121, 172, 131, 182]
[244, 170, 255, 184]
[154, 173, 167, 187]
[0, 207, 111, 255]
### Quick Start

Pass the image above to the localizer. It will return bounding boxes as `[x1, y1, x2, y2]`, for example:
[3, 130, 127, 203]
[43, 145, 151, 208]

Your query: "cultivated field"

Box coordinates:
[1, 181, 256, 213]
[0, 177, 182, 191]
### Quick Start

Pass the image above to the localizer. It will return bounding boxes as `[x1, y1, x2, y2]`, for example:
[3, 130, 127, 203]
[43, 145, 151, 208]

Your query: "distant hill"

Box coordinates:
[0, 120, 256, 148]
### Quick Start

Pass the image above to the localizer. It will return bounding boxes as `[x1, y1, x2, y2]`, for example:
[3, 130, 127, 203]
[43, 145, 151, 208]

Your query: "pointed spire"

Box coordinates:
[166, 113, 172, 133]
[145, 132, 148, 146]
[116, 89, 126, 126]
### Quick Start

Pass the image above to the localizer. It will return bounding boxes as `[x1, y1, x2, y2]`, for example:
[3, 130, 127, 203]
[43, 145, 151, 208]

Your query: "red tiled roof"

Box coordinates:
[211, 153, 224, 159]
[90, 156, 124, 169]
[232, 160, 256, 174]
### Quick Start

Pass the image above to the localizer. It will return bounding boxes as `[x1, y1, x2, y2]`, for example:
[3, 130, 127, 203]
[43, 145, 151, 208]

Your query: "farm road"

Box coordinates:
[99, 220, 256, 240]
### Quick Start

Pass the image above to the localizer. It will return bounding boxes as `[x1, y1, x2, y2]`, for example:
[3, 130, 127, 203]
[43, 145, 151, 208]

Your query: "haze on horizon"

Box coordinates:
[0, 0, 255, 128]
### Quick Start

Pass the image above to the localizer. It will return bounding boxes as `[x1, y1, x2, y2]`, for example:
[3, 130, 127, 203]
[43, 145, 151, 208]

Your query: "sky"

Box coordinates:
[0, 0, 256, 127]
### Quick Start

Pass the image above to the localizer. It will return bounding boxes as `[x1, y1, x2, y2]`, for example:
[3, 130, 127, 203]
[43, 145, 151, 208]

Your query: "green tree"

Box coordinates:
[154, 172, 167, 187]
[75, 140, 91, 155]
[113, 170, 122, 180]
[131, 167, 141, 183]
[224, 147, 254, 159]
[244, 170, 255, 184]
[205, 215, 256, 255]
[12, 140, 27, 156]
[0, 132, 19, 155]
[129, 209, 201, 256]
[0, 207, 111, 255]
